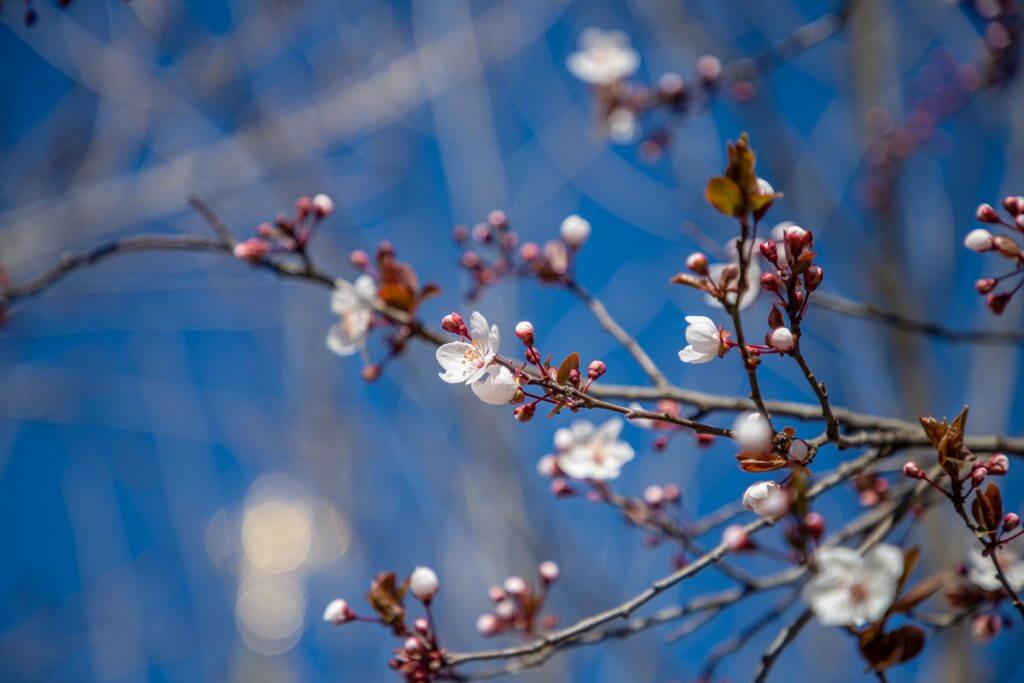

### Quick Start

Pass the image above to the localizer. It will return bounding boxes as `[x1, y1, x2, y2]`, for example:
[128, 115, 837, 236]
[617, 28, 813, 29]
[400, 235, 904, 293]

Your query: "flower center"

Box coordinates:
[848, 582, 870, 605]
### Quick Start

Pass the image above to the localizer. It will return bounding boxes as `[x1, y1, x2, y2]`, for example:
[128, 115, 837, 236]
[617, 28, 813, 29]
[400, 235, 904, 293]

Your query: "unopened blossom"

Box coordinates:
[967, 544, 1024, 592]
[409, 566, 440, 601]
[607, 108, 638, 144]
[742, 481, 788, 518]
[503, 576, 527, 595]
[471, 365, 519, 405]
[768, 327, 795, 352]
[326, 275, 377, 357]
[704, 240, 762, 310]
[566, 28, 640, 86]
[560, 214, 591, 248]
[964, 228, 995, 252]
[733, 412, 772, 452]
[802, 544, 903, 627]
[678, 315, 721, 364]
[476, 613, 500, 636]
[539, 561, 560, 582]
[233, 238, 270, 262]
[312, 193, 334, 217]
[436, 311, 500, 384]
[323, 598, 354, 625]
[722, 524, 752, 551]
[554, 419, 635, 481]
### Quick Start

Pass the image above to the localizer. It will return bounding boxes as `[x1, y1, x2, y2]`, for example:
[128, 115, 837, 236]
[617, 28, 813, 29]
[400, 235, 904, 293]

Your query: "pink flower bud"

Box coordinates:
[233, 238, 270, 262]
[1004, 196, 1023, 215]
[803, 265, 824, 291]
[696, 433, 715, 448]
[903, 461, 923, 479]
[976, 203, 1000, 223]
[972, 467, 988, 486]
[442, 312, 466, 335]
[487, 210, 508, 230]
[494, 600, 516, 620]
[686, 252, 709, 275]
[349, 249, 369, 269]
[312, 193, 334, 217]
[696, 54, 722, 82]
[976, 278, 997, 294]
[476, 613, 501, 636]
[643, 485, 664, 507]
[515, 321, 535, 346]
[1003, 512, 1021, 532]
[587, 359, 606, 379]
[361, 364, 381, 382]
[987, 454, 1009, 475]
[767, 327, 795, 352]
[414, 618, 430, 634]
[519, 242, 541, 261]
[539, 561, 560, 583]
[964, 228, 995, 252]
[551, 477, 573, 497]
[760, 272, 782, 293]
[804, 512, 825, 539]
[452, 224, 469, 243]
[503, 576, 527, 596]
[323, 598, 355, 625]
[295, 196, 312, 219]
[409, 566, 440, 602]
[472, 222, 491, 242]
[461, 251, 481, 268]
[759, 239, 779, 264]
[722, 524, 753, 552]
[257, 222, 274, 238]
[514, 403, 536, 422]
[783, 225, 812, 253]
[662, 483, 681, 502]
[404, 637, 423, 654]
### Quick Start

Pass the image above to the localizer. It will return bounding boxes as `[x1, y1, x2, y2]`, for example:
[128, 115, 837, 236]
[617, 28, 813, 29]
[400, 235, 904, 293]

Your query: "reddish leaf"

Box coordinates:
[556, 352, 580, 385]
[859, 625, 926, 671]
[366, 572, 408, 634]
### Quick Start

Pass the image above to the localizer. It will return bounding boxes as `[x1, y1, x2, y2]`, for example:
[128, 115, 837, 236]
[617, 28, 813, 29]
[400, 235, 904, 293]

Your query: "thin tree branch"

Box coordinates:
[752, 608, 813, 683]
[564, 279, 669, 387]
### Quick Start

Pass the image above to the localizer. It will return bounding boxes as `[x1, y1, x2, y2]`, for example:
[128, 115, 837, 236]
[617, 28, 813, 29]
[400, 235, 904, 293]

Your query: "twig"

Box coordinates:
[188, 195, 235, 246]
[564, 279, 668, 388]
[752, 608, 813, 683]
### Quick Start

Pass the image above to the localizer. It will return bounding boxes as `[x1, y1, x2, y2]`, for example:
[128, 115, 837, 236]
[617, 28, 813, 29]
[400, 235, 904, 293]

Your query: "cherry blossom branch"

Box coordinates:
[6, 230, 1024, 459]
[442, 447, 892, 672]
[701, 591, 801, 680]
[563, 279, 668, 387]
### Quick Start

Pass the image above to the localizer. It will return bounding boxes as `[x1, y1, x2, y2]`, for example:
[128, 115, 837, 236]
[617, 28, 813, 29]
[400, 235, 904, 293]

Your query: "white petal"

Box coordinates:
[864, 544, 904, 579]
[468, 312, 490, 342]
[678, 346, 713, 364]
[471, 366, 518, 405]
[326, 322, 362, 356]
[354, 274, 378, 299]
[435, 342, 479, 383]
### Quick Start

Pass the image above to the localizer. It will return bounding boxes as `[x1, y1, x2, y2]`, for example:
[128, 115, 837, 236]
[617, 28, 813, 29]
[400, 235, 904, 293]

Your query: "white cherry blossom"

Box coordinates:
[567, 28, 640, 86]
[326, 275, 377, 356]
[554, 419, 635, 481]
[964, 228, 994, 252]
[802, 544, 903, 627]
[436, 311, 500, 384]
[967, 543, 1024, 592]
[678, 315, 721, 364]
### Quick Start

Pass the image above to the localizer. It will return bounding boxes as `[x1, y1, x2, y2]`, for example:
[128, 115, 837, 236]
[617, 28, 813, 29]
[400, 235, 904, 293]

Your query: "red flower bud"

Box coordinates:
[987, 292, 1012, 315]
[971, 467, 988, 486]
[349, 249, 369, 269]
[1003, 512, 1021, 532]
[514, 403, 536, 422]
[803, 265, 824, 291]
[361, 364, 381, 382]
[760, 272, 782, 293]
[976, 278, 997, 294]
[487, 210, 508, 230]
[759, 239, 779, 264]
[587, 359, 607, 379]
[804, 512, 826, 540]
[686, 252, 709, 275]
[515, 321, 535, 346]
[519, 242, 541, 261]
[903, 461, 924, 479]
[550, 477, 573, 497]
[976, 203, 1000, 223]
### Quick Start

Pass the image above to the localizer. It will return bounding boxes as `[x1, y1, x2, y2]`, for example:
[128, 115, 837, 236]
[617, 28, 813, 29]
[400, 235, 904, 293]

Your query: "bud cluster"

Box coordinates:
[476, 564, 560, 638]
[232, 194, 334, 262]
[964, 198, 1024, 315]
[758, 223, 822, 351]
